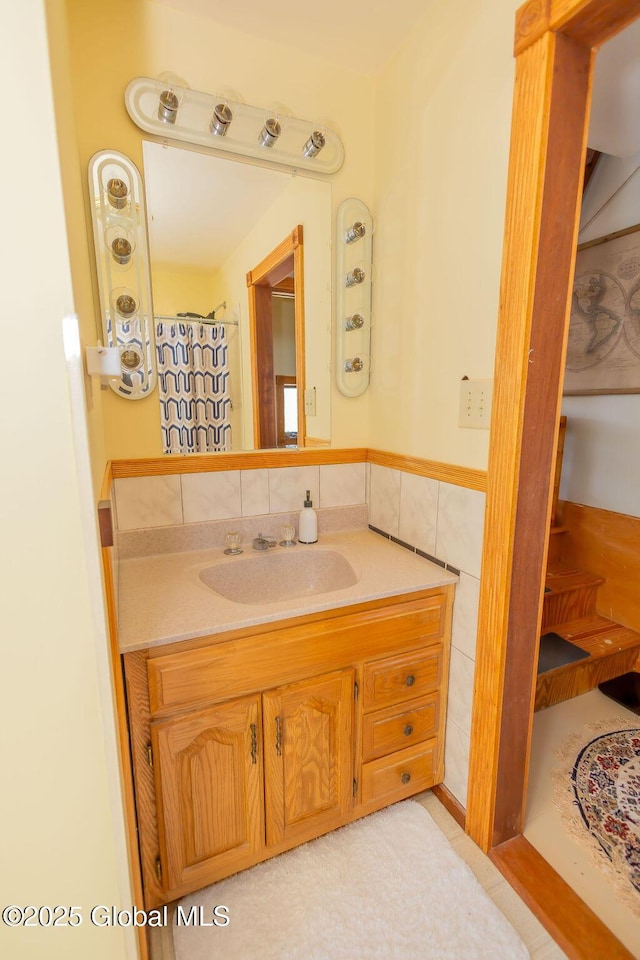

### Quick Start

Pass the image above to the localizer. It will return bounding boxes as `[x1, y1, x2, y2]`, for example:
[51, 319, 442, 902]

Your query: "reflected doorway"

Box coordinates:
[246, 226, 305, 448]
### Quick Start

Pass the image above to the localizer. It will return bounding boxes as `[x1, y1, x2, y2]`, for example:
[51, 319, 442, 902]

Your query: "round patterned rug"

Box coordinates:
[554, 719, 640, 915]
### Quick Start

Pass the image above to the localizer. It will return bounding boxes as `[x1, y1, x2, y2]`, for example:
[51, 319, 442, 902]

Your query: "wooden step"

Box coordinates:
[535, 614, 640, 711]
[541, 562, 604, 630]
[547, 525, 567, 564]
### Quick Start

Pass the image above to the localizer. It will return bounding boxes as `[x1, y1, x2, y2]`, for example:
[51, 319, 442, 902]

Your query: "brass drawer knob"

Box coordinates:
[405, 674, 416, 687]
[403, 724, 414, 737]
[401, 772, 411, 784]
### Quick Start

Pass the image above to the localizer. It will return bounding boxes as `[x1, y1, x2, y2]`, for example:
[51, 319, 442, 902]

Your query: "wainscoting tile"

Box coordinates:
[114, 475, 183, 531]
[435, 483, 485, 578]
[451, 572, 481, 661]
[447, 647, 475, 736]
[319, 463, 367, 507]
[368, 464, 400, 537]
[181, 471, 241, 524]
[241, 469, 270, 517]
[443, 719, 470, 809]
[268, 466, 320, 514]
[398, 472, 438, 557]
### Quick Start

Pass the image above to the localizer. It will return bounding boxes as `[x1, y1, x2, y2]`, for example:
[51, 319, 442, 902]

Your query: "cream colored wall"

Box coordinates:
[64, 0, 374, 460]
[2, 3, 133, 957]
[370, 0, 518, 470]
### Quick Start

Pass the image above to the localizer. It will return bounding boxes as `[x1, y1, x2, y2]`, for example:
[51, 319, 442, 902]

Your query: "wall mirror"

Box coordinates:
[141, 141, 332, 453]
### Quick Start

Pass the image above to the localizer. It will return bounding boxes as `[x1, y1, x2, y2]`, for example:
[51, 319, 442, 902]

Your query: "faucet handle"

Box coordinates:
[252, 533, 269, 551]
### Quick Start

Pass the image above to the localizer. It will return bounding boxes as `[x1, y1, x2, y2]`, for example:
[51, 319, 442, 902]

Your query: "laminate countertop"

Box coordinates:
[117, 528, 457, 653]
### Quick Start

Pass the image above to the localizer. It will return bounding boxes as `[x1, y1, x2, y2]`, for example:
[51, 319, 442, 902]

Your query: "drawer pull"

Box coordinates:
[250, 723, 258, 765]
[275, 716, 282, 757]
[405, 674, 416, 687]
[401, 772, 411, 784]
[403, 724, 414, 737]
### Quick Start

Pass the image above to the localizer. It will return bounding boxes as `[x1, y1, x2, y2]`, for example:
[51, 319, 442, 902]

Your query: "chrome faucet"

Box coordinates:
[252, 533, 277, 551]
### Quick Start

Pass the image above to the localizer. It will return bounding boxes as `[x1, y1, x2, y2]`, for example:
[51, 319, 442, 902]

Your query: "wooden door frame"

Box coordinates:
[467, 0, 640, 851]
[246, 225, 306, 449]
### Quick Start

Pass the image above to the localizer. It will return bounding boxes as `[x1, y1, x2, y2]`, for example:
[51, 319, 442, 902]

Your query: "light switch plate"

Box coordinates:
[459, 378, 493, 429]
[304, 387, 316, 416]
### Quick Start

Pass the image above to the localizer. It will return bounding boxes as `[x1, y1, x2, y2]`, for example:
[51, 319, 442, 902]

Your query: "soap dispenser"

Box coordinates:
[298, 490, 318, 544]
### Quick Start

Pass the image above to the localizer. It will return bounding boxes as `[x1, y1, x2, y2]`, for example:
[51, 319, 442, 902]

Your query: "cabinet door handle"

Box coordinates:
[401, 772, 411, 784]
[275, 716, 282, 757]
[403, 724, 414, 737]
[405, 674, 416, 687]
[250, 723, 258, 765]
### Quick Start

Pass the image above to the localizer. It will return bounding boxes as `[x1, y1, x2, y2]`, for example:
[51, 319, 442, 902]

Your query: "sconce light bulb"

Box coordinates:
[111, 237, 132, 264]
[344, 357, 364, 373]
[121, 347, 143, 371]
[158, 88, 180, 123]
[107, 178, 129, 209]
[210, 102, 233, 136]
[258, 117, 282, 148]
[345, 267, 366, 287]
[344, 313, 365, 330]
[302, 129, 326, 158]
[116, 293, 137, 317]
[345, 221, 366, 244]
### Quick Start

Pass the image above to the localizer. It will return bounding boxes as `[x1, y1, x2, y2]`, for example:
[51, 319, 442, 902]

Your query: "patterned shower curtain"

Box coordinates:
[155, 321, 232, 454]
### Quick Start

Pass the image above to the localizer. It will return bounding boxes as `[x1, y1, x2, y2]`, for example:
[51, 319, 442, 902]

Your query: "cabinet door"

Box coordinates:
[151, 695, 263, 897]
[263, 668, 355, 847]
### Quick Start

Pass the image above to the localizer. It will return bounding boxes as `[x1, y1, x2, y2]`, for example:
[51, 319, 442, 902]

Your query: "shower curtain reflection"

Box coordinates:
[156, 320, 232, 454]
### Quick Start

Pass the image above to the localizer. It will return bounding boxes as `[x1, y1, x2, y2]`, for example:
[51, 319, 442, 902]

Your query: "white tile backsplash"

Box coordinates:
[319, 463, 366, 507]
[435, 482, 485, 577]
[114, 475, 183, 530]
[447, 647, 475, 736]
[240, 469, 269, 517]
[368, 464, 401, 536]
[444, 719, 471, 808]
[181, 471, 241, 523]
[451, 572, 480, 660]
[398, 472, 439, 555]
[268, 466, 320, 514]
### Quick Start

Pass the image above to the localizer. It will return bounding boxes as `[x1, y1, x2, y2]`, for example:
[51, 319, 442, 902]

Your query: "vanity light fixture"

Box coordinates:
[125, 77, 345, 174]
[336, 198, 373, 398]
[87, 150, 156, 399]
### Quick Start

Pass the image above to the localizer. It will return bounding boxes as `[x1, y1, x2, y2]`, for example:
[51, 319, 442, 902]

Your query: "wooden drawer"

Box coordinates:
[145, 594, 446, 717]
[360, 740, 436, 805]
[361, 695, 438, 762]
[362, 648, 441, 712]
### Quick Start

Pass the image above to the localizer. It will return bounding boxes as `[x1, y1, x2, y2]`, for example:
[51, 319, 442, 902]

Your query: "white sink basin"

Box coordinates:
[199, 549, 359, 604]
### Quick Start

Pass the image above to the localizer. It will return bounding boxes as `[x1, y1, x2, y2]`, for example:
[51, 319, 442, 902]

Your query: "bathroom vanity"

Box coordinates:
[119, 530, 456, 907]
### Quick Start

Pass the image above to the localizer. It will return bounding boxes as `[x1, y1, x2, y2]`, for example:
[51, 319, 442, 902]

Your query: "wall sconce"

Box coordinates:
[87, 150, 156, 399]
[125, 77, 344, 174]
[335, 198, 373, 398]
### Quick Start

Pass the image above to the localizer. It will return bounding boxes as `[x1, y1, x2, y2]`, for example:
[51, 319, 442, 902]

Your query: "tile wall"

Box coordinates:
[113, 458, 485, 808]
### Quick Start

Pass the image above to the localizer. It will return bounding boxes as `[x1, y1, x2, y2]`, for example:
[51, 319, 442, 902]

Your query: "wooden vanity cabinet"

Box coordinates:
[123, 587, 453, 907]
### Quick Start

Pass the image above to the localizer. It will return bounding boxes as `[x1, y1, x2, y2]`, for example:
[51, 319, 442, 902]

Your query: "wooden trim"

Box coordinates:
[109, 448, 486, 486]
[368, 450, 487, 492]
[490, 836, 636, 960]
[293, 231, 306, 448]
[100, 459, 113, 501]
[467, 28, 594, 850]
[304, 437, 331, 448]
[559, 500, 640, 633]
[97, 500, 114, 548]
[550, 0, 640, 47]
[514, 0, 551, 55]
[431, 783, 466, 829]
[577, 220, 640, 252]
[110, 448, 369, 478]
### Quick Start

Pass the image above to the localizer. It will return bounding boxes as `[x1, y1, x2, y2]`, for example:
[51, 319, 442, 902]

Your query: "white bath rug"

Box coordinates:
[172, 800, 529, 960]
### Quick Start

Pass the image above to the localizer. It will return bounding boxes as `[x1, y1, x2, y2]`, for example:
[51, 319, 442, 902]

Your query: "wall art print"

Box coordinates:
[564, 223, 640, 395]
